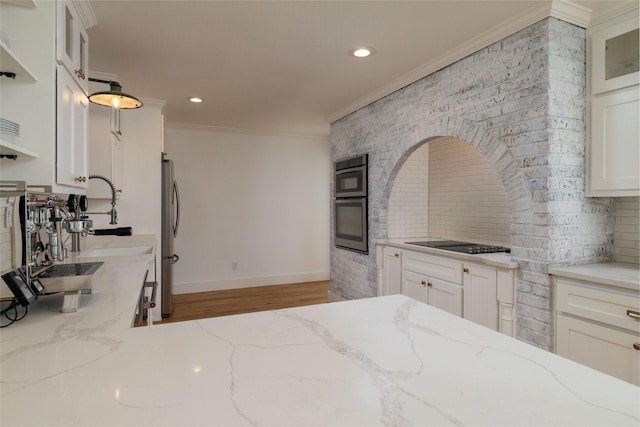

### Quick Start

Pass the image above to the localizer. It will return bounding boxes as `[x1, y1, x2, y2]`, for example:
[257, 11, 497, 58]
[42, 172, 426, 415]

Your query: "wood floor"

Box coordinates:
[154, 280, 330, 325]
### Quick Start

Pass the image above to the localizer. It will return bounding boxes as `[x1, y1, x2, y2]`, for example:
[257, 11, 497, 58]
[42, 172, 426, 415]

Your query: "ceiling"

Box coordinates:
[87, 0, 636, 138]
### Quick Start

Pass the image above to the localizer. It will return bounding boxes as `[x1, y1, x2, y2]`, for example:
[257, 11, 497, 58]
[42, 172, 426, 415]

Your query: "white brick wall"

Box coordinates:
[330, 18, 606, 351]
[614, 197, 640, 264]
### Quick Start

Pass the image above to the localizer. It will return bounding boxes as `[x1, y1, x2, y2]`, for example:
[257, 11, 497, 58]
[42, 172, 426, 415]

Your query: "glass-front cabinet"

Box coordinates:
[56, 0, 89, 95]
[587, 9, 640, 197]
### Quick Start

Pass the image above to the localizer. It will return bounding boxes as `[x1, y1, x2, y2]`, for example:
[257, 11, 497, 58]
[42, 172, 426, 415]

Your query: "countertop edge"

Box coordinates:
[549, 262, 640, 292]
[375, 239, 519, 269]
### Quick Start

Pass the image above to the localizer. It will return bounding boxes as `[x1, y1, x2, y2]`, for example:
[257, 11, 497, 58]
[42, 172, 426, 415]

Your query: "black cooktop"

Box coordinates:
[405, 240, 510, 254]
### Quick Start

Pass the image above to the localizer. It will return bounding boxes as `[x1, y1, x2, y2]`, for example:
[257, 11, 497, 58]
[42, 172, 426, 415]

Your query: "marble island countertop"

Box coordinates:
[2, 238, 639, 426]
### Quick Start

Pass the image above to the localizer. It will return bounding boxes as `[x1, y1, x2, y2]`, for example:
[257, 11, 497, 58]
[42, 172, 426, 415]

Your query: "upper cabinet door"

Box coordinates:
[57, 65, 89, 189]
[56, 0, 88, 95]
[590, 10, 639, 95]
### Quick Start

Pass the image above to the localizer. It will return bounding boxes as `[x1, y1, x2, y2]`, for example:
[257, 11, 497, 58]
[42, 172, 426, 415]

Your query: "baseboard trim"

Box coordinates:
[174, 271, 330, 294]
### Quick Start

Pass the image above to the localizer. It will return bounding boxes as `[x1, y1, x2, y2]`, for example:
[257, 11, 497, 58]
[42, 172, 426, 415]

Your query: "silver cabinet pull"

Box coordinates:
[627, 310, 640, 319]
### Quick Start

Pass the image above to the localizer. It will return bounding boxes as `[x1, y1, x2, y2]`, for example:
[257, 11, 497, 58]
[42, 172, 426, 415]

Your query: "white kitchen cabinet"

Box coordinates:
[402, 269, 463, 317]
[377, 242, 517, 335]
[463, 263, 498, 330]
[56, 0, 88, 94]
[557, 314, 639, 386]
[588, 86, 640, 196]
[554, 276, 640, 386]
[589, 9, 639, 95]
[56, 65, 89, 189]
[0, 1, 94, 192]
[587, 8, 640, 197]
[382, 246, 402, 295]
[402, 250, 464, 317]
[87, 102, 123, 198]
[0, 0, 39, 159]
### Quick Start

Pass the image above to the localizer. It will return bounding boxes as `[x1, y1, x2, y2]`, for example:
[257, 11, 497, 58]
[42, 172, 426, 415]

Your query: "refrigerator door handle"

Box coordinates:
[162, 254, 179, 264]
[173, 180, 180, 238]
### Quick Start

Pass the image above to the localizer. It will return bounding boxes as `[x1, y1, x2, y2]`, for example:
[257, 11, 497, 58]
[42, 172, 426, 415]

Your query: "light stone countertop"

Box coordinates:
[377, 239, 519, 269]
[549, 262, 640, 292]
[2, 237, 639, 426]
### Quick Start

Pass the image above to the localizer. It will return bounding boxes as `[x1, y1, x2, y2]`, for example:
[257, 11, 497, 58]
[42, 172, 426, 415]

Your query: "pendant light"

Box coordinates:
[88, 78, 143, 109]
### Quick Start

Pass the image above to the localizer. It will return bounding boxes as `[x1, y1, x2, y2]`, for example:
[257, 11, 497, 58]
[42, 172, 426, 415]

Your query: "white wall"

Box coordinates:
[164, 126, 330, 293]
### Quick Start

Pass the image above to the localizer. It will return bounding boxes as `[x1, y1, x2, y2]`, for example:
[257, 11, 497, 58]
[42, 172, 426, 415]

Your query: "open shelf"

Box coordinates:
[0, 0, 37, 8]
[0, 140, 39, 158]
[0, 41, 37, 82]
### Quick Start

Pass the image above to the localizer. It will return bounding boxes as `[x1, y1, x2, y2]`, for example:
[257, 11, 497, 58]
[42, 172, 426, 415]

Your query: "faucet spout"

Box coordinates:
[88, 175, 118, 225]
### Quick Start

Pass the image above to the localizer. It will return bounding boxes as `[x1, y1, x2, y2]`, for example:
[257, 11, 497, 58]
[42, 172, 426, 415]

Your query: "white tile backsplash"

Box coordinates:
[614, 197, 639, 264]
[429, 137, 511, 245]
[387, 144, 429, 238]
[387, 137, 511, 245]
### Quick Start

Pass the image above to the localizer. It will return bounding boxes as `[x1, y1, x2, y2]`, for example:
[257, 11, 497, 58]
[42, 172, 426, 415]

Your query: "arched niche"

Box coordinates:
[386, 136, 511, 245]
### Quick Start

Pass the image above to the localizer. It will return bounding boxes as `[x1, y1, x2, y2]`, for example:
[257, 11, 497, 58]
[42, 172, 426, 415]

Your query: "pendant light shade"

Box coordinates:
[88, 80, 143, 109]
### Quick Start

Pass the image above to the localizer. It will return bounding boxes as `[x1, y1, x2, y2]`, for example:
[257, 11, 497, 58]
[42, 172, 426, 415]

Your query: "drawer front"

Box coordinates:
[403, 251, 462, 285]
[556, 279, 640, 333]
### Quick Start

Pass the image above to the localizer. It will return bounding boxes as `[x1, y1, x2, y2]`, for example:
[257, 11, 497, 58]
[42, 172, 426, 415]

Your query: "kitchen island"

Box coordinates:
[1, 241, 639, 426]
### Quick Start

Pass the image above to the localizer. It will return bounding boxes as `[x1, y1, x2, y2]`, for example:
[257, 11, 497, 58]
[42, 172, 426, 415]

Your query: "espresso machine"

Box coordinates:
[0, 181, 98, 312]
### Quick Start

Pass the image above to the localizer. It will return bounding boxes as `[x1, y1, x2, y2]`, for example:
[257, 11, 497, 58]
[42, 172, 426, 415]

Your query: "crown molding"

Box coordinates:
[73, 0, 97, 30]
[588, 3, 639, 27]
[549, 1, 592, 28]
[165, 121, 329, 142]
[138, 97, 167, 110]
[88, 71, 118, 82]
[327, 0, 612, 124]
[328, 2, 554, 123]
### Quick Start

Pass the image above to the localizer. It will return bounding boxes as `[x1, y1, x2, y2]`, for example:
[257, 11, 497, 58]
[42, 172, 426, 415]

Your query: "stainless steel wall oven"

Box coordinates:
[334, 154, 368, 253]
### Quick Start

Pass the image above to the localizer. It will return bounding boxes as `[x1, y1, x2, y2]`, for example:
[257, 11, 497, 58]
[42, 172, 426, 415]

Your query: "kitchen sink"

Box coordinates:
[79, 245, 154, 258]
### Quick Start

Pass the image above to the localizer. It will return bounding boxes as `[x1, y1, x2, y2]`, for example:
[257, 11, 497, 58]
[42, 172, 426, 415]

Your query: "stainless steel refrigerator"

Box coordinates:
[161, 153, 180, 318]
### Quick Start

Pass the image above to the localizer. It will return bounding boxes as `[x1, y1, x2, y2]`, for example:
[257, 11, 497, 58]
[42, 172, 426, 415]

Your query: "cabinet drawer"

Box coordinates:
[403, 251, 462, 284]
[557, 314, 639, 386]
[556, 279, 640, 333]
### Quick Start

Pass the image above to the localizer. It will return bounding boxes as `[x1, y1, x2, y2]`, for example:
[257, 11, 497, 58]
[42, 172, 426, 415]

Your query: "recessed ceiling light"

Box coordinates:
[351, 47, 375, 58]
[189, 97, 203, 103]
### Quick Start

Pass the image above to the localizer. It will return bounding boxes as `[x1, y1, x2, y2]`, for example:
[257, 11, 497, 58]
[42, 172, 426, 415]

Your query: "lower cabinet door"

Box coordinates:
[557, 314, 640, 386]
[402, 270, 463, 317]
[463, 263, 498, 330]
[383, 247, 402, 295]
[428, 278, 463, 317]
[402, 270, 428, 304]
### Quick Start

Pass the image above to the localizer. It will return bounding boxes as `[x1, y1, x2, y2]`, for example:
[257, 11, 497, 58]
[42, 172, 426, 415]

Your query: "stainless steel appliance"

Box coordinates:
[406, 240, 510, 254]
[161, 153, 180, 318]
[334, 154, 368, 253]
[335, 154, 368, 198]
[0, 181, 103, 316]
